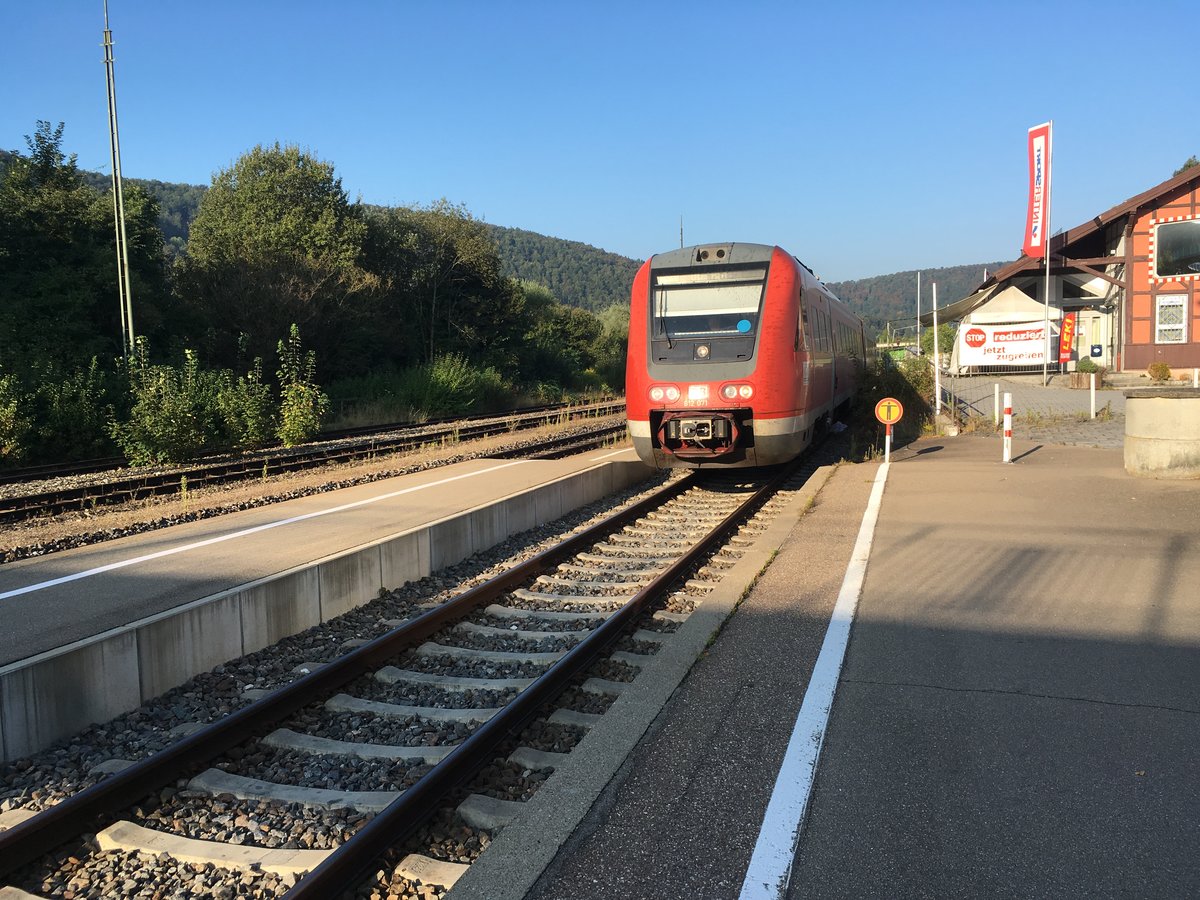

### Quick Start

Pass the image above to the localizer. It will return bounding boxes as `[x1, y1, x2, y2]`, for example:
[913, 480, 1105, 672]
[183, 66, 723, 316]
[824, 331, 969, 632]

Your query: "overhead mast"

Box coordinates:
[103, 0, 135, 356]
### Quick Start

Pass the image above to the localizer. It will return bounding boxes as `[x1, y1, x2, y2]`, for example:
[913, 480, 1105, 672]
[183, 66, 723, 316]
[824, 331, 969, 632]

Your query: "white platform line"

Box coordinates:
[0, 460, 530, 601]
[738, 462, 890, 900]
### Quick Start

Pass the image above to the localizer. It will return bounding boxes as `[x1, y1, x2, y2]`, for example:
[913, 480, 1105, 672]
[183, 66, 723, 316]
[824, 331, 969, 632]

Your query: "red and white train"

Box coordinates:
[626, 243, 868, 468]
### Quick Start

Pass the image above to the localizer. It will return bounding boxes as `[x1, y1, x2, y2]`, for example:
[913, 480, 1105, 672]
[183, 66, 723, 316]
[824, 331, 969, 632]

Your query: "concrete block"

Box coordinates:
[503, 490, 539, 537]
[0, 631, 140, 760]
[318, 546, 383, 621]
[468, 502, 508, 555]
[429, 514, 473, 572]
[576, 465, 609, 505]
[137, 593, 243, 699]
[613, 460, 653, 492]
[533, 483, 564, 524]
[1124, 391, 1200, 478]
[558, 472, 587, 515]
[380, 529, 430, 591]
[240, 568, 321, 655]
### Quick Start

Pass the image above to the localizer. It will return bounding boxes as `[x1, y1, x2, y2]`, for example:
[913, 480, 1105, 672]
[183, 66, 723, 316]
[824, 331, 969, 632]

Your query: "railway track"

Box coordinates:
[0, 402, 624, 525]
[0, 449, 832, 900]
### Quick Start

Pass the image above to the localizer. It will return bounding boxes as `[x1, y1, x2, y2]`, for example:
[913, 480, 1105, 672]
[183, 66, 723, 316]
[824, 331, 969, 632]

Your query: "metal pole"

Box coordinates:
[884, 423, 892, 463]
[103, 0, 135, 356]
[1042, 121, 1053, 387]
[932, 282, 942, 415]
[916, 271, 921, 354]
[994, 383, 1000, 427]
[1090, 373, 1096, 418]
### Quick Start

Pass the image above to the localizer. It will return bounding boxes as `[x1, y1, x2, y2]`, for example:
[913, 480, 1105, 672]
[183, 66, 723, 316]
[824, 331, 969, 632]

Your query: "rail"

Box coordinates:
[0, 402, 626, 524]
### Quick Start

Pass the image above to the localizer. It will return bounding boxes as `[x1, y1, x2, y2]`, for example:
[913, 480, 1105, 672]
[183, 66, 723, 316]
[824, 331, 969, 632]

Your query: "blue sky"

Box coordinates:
[4, 0, 1197, 282]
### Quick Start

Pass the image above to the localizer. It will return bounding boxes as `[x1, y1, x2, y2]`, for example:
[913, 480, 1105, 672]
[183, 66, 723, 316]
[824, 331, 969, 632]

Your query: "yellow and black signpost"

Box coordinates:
[874, 397, 904, 463]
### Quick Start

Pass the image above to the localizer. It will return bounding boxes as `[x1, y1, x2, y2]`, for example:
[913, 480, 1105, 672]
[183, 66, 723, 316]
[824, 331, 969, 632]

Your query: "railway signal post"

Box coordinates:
[874, 397, 903, 463]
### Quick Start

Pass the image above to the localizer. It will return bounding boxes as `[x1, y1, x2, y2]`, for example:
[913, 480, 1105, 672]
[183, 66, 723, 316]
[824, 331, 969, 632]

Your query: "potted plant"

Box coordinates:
[1070, 357, 1104, 388]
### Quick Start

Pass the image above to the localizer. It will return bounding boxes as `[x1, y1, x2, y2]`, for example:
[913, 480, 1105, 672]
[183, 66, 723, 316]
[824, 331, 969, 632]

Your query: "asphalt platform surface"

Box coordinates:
[525, 427, 1200, 898]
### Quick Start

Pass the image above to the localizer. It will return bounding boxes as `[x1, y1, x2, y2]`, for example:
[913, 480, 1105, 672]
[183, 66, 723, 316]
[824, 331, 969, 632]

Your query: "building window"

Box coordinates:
[1154, 220, 1200, 279]
[1155, 294, 1186, 344]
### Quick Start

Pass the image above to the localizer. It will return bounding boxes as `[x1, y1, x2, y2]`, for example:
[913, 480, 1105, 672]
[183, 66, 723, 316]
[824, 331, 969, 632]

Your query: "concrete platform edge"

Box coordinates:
[445, 463, 841, 900]
[0, 458, 652, 762]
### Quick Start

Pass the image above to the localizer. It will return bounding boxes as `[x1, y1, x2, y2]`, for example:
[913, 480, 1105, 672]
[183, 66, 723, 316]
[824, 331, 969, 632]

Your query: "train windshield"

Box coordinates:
[652, 266, 767, 338]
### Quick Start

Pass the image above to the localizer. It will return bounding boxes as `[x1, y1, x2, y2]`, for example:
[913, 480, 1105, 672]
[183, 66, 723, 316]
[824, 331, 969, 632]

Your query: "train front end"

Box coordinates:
[626, 243, 802, 469]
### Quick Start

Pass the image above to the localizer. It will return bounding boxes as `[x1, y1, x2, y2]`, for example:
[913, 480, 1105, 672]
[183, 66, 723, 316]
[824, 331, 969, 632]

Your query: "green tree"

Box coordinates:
[920, 322, 956, 358]
[592, 303, 629, 391]
[178, 144, 374, 378]
[515, 281, 606, 390]
[1174, 155, 1200, 177]
[0, 121, 168, 376]
[401, 201, 499, 361]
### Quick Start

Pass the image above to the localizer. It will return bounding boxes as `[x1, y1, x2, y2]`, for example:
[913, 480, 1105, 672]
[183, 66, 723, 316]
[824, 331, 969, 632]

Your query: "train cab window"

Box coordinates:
[652, 266, 767, 339]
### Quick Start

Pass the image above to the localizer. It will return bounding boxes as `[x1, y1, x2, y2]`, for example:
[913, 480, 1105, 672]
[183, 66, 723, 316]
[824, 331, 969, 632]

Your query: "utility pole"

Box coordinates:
[679, 215, 684, 249]
[916, 271, 921, 353]
[103, 0, 135, 356]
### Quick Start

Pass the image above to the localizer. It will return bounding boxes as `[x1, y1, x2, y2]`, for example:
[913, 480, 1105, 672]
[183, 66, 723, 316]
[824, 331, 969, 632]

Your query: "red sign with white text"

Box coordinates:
[1058, 311, 1076, 363]
[1023, 122, 1052, 259]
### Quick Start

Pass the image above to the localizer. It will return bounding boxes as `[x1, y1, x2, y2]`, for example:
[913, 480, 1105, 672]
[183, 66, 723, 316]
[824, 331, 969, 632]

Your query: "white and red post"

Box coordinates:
[1002, 392, 1013, 463]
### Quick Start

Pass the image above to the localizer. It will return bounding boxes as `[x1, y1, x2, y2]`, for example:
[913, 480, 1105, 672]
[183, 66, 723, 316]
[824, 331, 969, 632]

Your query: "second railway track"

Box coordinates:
[0, 439, 844, 900]
[0, 402, 625, 526]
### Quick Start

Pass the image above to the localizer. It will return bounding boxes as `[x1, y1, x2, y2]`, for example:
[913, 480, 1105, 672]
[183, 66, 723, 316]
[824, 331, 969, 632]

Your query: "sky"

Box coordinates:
[3, 0, 1197, 282]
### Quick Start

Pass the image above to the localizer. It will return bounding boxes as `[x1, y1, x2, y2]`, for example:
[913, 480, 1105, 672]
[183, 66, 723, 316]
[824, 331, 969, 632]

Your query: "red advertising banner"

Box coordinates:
[1023, 122, 1052, 258]
[1058, 311, 1076, 363]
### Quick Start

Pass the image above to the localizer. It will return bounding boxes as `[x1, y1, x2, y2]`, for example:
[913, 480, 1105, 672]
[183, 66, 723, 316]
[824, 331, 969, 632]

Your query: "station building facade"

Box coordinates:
[973, 164, 1200, 374]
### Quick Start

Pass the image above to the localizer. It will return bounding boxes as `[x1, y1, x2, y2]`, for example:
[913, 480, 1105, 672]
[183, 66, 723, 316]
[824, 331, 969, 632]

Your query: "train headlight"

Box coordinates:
[664, 385, 681, 402]
[719, 384, 754, 401]
[695, 344, 710, 359]
[649, 386, 665, 402]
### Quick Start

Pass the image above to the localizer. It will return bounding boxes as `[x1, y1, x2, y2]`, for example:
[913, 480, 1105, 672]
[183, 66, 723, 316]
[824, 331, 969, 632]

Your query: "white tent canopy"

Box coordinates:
[938, 286, 1063, 374]
[919, 284, 1062, 327]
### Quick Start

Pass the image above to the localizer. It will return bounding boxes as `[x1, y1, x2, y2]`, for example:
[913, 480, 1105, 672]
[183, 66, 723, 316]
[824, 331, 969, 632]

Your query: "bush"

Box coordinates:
[847, 356, 934, 456]
[217, 359, 275, 449]
[1148, 362, 1172, 383]
[110, 344, 226, 465]
[0, 374, 30, 467]
[421, 353, 508, 417]
[28, 359, 116, 461]
[275, 325, 329, 447]
[1075, 357, 1099, 374]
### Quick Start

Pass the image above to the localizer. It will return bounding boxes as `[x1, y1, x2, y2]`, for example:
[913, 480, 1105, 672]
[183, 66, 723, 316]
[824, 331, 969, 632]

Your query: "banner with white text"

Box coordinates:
[1058, 311, 1077, 363]
[958, 321, 1060, 367]
[1022, 122, 1052, 258]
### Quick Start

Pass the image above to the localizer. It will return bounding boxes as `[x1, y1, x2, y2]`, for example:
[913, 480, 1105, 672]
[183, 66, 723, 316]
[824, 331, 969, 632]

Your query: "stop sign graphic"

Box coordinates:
[964, 328, 987, 348]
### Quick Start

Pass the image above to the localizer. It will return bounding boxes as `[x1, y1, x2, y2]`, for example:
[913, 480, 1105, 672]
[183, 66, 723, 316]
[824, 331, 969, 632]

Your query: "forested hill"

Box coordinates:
[76, 169, 207, 259]
[2, 150, 1008, 330]
[827, 261, 1011, 334]
[486, 225, 642, 312]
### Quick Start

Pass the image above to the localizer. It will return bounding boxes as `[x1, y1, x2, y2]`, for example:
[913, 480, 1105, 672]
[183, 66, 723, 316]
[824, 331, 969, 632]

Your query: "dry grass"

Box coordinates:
[2, 416, 629, 559]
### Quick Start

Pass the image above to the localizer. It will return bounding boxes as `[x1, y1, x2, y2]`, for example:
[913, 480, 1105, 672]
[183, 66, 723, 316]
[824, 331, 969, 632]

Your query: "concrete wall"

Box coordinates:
[1124, 390, 1200, 478]
[0, 460, 651, 761]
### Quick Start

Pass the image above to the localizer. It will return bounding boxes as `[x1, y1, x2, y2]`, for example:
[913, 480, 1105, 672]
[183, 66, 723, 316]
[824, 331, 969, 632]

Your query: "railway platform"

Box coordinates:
[519, 434, 1200, 899]
[0, 448, 651, 760]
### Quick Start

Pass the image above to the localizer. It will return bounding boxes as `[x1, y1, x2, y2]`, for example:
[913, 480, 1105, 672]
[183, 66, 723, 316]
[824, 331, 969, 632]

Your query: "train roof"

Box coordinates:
[650, 243, 776, 268]
[650, 243, 826, 282]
